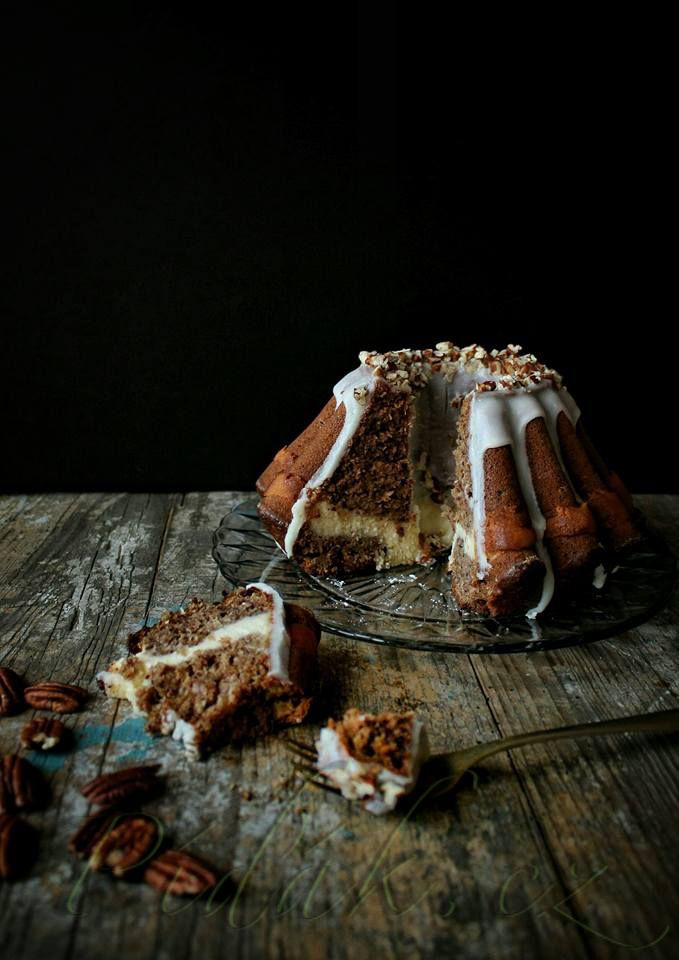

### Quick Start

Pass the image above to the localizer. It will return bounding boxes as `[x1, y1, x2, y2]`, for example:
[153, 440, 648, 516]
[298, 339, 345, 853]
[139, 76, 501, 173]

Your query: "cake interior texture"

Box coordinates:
[257, 343, 642, 618]
[315, 708, 430, 814]
[97, 584, 320, 757]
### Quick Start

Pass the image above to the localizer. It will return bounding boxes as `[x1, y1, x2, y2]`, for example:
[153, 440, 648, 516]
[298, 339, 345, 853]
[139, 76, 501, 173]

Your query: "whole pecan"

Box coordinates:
[0, 755, 48, 813]
[81, 763, 163, 807]
[144, 849, 218, 896]
[68, 809, 124, 859]
[0, 667, 25, 716]
[90, 815, 160, 877]
[0, 813, 35, 880]
[24, 681, 88, 713]
[20, 717, 67, 752]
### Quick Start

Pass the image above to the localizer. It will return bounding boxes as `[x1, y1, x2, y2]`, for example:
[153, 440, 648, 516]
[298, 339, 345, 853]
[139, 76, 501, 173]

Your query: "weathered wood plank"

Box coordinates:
[1, 492, 677, 960]
[0, 493, 178, 959]
[466, 494, 679, 957]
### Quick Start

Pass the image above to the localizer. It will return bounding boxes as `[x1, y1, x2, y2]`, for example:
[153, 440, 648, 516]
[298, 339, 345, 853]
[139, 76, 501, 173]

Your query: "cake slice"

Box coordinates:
[97, 584, 320, 758]
[315, 708, 430, 814]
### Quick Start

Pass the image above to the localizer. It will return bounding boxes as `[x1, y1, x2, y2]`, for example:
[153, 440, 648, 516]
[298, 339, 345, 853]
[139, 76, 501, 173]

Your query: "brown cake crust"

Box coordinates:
[557, 415, 642, 550]
[523, 417, 602, 585]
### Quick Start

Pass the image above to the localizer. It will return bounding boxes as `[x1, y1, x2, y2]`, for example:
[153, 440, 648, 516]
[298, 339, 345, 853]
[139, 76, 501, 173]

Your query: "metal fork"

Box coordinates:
[286, 708, 679, 804]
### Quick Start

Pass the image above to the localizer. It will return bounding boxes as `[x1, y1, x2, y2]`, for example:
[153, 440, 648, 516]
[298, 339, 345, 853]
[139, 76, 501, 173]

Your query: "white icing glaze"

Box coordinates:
[469, 382, 581, 618]
[315, 716, 430, 815]
[284, 364, 376, 556]
[246, 582, 290, 682]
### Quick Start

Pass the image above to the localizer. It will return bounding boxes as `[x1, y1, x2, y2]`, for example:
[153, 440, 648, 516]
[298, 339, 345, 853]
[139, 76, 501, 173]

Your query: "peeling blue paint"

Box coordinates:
[29, 750, 69, 774]
[29, 714, 156, 773]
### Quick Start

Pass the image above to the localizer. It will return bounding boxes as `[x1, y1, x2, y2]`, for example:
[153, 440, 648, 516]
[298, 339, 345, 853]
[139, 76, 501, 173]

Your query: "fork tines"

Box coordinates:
[284, 737, 341, 795]
[291, 762, 341, 796]
[284, 737, 316, 759]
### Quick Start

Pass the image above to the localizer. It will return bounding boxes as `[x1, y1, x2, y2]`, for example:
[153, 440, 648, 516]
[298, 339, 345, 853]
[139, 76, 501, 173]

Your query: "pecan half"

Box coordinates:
[144, 849, 218, 896]
[0, 813, 35, 880]
[68, 809, 122, 859]
[90, 815, 160, 877]
[20, 717, 67, 752]
[0, 667, 25, 716]
[81, 763, 163, 807]
[24, 681, 88, 713]
[0, 755, 48, 813]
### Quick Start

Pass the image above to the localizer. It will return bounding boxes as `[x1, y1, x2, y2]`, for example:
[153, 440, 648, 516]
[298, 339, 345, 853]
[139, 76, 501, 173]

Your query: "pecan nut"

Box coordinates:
[68, 809, 122, 859]
[24, 681, 88, 713]
[144, 849, 218, 896]
[0, 813, 35, 880]
[20, 717, 67, 752]
[0, 755, 48, 813]
[90, 815, 160, 877]
[0, 667, 25, 716]
[81, 763, 163, 807]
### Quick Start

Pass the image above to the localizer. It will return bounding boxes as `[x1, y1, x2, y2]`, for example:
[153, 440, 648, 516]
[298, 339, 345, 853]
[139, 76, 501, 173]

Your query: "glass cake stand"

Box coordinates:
[212, 495, 676, 654]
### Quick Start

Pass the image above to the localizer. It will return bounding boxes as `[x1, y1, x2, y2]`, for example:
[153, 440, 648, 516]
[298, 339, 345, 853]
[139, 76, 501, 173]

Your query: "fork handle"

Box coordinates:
[477, 707, 679, 760]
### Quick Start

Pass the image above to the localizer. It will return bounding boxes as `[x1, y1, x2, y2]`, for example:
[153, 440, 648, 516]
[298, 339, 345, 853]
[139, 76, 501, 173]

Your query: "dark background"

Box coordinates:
[4, 6, 675, 493]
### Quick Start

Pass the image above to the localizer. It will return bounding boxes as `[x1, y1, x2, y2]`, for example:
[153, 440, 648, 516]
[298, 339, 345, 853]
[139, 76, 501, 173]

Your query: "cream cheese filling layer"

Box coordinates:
[307, 498, 453, 570]
[308, 502, 422, 569]
[450, 521, 476, 561]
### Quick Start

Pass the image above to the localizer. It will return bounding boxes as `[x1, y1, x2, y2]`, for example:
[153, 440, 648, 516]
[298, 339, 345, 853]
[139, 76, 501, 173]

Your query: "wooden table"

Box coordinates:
[1, 492, 678, 960]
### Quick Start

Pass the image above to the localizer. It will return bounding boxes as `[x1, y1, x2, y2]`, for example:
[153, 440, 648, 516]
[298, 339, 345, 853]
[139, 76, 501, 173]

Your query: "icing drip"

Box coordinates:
[284, 364, 377, 556]
[469, 383, 581, 619]
[247, 582, 291, 682]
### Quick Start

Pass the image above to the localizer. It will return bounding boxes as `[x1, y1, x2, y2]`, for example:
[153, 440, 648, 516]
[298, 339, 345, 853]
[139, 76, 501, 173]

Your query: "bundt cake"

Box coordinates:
[257, 343, 642, 618]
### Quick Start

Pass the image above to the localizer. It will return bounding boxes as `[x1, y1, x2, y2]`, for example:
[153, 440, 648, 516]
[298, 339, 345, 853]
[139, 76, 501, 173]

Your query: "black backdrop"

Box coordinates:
[4, 7, 675, 493]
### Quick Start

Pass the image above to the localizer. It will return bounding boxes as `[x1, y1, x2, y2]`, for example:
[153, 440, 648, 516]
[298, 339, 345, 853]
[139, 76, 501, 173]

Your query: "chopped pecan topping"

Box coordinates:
[0, 667, 25, 716]
[144, 849, 219, 896]
[24, 681, 88, 713]
[0, 755, 48, 813]
[0, 813, 35, 880]
[90, 815, 160, 877]
[20, 717, 67, 752]
[81, 763, 163, 807]
[68, 809, 122, 859]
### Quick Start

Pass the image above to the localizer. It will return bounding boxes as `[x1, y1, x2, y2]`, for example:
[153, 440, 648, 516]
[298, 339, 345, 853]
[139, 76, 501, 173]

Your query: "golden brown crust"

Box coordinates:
[557, 414, 641, 550]
[257, 396, 345, 542]
[524, 417, 601, 582]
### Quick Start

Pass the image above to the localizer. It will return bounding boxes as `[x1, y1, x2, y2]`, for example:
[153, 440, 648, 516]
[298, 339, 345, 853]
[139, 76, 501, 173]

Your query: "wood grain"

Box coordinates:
[0, 492, 677, 960]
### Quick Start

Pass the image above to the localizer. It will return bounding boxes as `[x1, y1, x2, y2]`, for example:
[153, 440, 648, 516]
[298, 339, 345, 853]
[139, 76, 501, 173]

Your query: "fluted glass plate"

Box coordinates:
[212, 495, 676, 654]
